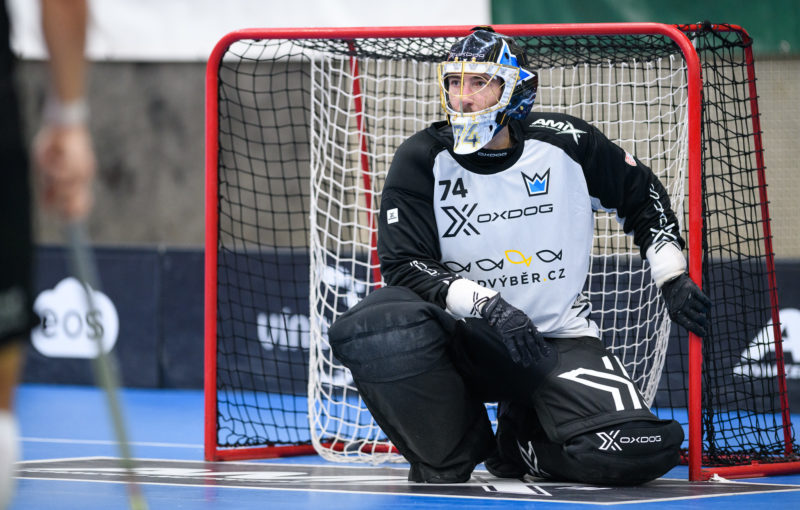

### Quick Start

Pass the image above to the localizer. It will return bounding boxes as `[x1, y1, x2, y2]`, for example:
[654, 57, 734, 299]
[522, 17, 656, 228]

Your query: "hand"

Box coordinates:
[480, 294, 552, 369]
[661, 273, 712, 336]
[33, 123, 96, 221]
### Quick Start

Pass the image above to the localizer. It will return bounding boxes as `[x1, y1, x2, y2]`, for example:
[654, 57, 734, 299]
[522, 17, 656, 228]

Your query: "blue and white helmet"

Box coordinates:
[438, 27, 538, 154]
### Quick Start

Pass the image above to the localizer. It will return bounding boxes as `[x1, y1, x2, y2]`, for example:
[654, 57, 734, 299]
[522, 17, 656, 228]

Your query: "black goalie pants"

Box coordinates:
[328, 286, 683, 484]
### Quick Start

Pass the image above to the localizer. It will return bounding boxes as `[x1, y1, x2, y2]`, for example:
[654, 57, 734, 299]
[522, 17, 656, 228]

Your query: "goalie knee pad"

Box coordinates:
[487, 337, 685, 484]
[328, 286, 456, 382]
[521, 419, 684, 485]
[329, 286, 493, 482]
[493, 402, 683, 484]
[531, 337, 661, 444]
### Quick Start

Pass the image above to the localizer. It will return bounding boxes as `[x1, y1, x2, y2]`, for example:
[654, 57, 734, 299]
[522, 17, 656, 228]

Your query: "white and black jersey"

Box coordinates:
[377, 112, 683, 338]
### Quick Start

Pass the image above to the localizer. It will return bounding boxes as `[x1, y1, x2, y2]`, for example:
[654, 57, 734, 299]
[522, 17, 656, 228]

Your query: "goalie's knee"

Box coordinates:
[519, 419, 684, 485]
[328, 287, 492, 482]
[328, 286, 456, 382]
[563, 419, 684, 484]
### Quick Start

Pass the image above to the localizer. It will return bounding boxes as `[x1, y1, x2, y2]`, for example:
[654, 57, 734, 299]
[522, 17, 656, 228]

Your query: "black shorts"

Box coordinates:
[0, 76, 36, 347]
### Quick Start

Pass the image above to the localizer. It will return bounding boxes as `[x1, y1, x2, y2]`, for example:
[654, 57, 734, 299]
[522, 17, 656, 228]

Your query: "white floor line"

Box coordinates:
[21, 437, 202, 449]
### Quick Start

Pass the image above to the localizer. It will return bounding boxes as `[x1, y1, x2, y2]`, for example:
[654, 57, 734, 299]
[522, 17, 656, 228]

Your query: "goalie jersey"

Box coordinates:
[377, 112, 683, 338]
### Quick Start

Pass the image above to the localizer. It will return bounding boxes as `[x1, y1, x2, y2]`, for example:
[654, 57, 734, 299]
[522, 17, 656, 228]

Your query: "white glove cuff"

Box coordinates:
[646, 242, 687, 288]
[445, 278, 498, 319]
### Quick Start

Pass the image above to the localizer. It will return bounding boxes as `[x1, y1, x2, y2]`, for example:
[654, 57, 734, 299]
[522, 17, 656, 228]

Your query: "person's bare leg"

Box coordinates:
[0, 341, 23, 411]
[0, 341, 23, 510]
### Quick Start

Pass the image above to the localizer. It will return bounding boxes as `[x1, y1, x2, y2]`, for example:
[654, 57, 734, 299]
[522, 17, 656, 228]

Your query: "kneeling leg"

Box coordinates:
[491, 337, 684, 485]
[328, 286, 494, 483]
[511, 413, 684, 484]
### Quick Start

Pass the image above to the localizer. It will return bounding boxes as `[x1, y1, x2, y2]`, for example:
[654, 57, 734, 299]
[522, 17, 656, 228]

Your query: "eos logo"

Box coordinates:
[31, 277, 119, 358]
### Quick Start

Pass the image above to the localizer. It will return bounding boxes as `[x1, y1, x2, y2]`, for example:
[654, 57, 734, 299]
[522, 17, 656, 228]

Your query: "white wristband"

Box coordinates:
[445, 278, 498, 319]
[43, 96, 89, 126]
[646, 242, 687, 288]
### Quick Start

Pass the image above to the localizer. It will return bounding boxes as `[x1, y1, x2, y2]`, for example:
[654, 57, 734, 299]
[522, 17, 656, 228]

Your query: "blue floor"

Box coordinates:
[9, 384, 800, 509]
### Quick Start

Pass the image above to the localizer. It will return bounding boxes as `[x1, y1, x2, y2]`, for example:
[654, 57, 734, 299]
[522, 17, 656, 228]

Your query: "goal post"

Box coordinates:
[204, 23, 800, 480]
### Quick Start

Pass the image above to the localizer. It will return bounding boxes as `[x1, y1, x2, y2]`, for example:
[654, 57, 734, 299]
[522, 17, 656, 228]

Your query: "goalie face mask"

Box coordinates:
[438, 28, 538, 154]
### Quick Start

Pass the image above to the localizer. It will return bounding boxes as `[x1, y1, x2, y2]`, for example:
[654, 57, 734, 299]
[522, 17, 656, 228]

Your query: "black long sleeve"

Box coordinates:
[377, 128, 459, 307]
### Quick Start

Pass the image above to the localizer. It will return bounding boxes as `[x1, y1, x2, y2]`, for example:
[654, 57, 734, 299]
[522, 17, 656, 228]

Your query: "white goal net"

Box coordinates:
[305, 40, 688, 463]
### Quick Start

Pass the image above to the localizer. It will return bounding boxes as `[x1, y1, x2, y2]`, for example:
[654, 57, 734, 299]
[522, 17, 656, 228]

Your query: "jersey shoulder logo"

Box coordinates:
[529, 118, 587, 144]
[521, 169, 550, 196]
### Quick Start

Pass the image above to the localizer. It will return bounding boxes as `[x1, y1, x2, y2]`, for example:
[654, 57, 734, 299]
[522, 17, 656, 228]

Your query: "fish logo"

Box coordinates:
[505, 250, 533, 267]
[475, 258, 504, 271]
[536, 249, 562, 263]
[443, 260, 471, 272]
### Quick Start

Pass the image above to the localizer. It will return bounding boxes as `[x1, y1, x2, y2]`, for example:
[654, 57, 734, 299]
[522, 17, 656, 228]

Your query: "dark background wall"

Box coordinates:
[24, 247, 204, 389]
[22, 246, 800, 415]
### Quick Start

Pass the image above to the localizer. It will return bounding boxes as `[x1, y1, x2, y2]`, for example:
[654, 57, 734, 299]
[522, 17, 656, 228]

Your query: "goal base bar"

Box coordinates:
[208, 445, 800, 482]
[699, 461, 800, 481]
[208, 445, 317, 462]
[207, 442, 399, 462]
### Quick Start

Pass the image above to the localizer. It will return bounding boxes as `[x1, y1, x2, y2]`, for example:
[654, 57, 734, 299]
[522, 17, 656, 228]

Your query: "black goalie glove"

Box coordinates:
[480, 294, 555, 372]
[661, 273, 712, 337]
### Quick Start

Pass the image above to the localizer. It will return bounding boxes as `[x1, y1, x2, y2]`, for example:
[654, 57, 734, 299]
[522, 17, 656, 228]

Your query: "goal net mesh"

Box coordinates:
[210, 25, 798, 466]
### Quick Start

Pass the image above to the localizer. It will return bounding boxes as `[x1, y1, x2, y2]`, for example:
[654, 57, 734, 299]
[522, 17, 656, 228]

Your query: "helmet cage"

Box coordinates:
[437, 61, 520, 119]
